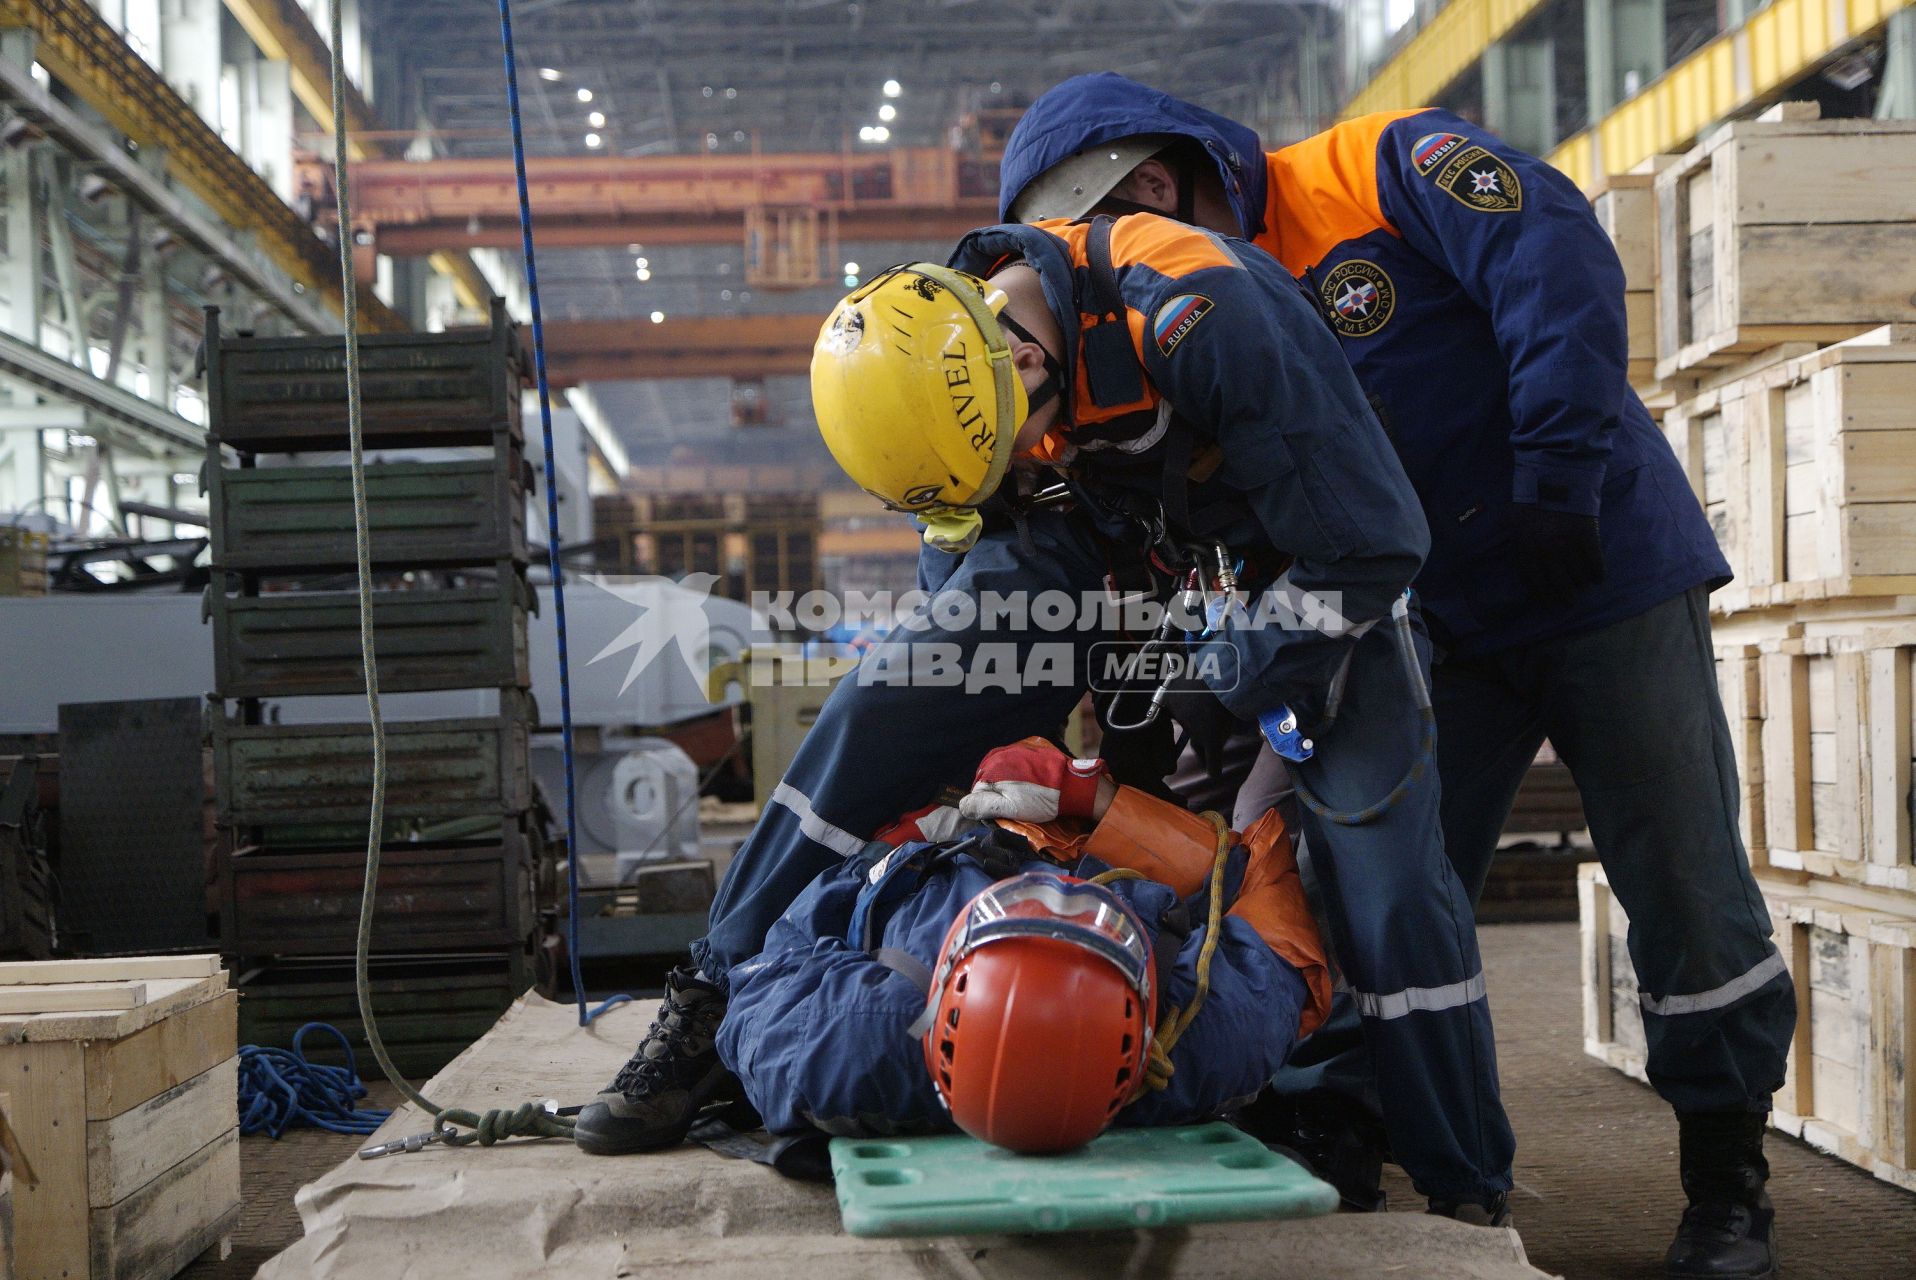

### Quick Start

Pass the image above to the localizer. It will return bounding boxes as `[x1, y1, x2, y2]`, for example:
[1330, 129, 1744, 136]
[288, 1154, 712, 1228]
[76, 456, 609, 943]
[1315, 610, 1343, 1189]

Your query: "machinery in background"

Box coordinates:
[0, 755, 54, 959]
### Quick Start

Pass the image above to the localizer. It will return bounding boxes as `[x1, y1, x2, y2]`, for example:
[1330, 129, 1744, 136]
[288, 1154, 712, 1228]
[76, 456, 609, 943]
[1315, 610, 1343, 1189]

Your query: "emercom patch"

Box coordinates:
[1411, 131, 1468, 176]
[1318, 260, 1395, 339]
[1429, 145, 1522, 213]
[1152, 293, 1214, 356]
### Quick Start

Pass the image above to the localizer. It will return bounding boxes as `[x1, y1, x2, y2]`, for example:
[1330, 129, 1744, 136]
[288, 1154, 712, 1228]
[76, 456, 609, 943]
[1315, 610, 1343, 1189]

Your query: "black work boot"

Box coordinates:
[1232, 1088, 1389, 1212]
[1665, 1110, 1777, 1279]
[1428, 1191, 1512, 1228]
[574, 965, 735, 1155]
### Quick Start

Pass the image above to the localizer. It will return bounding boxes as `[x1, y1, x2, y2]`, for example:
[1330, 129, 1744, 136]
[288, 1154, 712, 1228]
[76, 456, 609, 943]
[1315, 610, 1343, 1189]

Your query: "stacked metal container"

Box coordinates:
[202, 299, 552, 1074]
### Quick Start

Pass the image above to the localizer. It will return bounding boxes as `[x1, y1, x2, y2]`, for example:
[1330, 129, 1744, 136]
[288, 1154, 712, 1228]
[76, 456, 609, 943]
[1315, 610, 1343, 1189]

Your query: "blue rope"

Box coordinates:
[237, 1023, 392, 1138]
[497, 0, 591, 1025]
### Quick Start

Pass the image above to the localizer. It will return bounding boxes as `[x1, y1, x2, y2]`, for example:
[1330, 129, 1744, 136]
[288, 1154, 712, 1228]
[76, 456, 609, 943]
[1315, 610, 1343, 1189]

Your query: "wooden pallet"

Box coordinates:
[1653, 104, 1916, 379]
[1580, 865, 1916, 1194]
[1589, 160, 1693, 415]
[0, 956, 238, 1280]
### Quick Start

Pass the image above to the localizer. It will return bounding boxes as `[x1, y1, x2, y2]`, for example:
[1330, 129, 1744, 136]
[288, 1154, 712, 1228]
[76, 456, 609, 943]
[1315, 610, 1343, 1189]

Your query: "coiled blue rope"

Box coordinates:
[497, 0, 593, 1025]
[237, 1023, 392, 1138]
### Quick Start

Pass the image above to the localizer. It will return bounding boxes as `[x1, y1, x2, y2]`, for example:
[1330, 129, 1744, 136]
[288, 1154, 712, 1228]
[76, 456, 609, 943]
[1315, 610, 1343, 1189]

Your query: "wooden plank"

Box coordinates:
[1593, 178, 1656, 285]
[0, 983, 144, 1016]
[1734, 223, 1916, 327]
[1838, 431, 1916, 503]
[1656, 161, 1688, 362]
[1834, 362, 1916, 429]
[1829, 652, 1868, 857]
[1762, 653, 1813, 851]
[83, 991, 236, 1121]
[1746, 387, 1785, 589]
[1733, 131, 1916, 225]
[2, 974, 227, 1047]
[1867, 648, 1912, 870]
[1, 1040, 86, 1280]
[84, 1057, 237, 1208]
[87, 1130, 239, 1280]
[1579, 867, 1613, 1049]
[1624, 290, 1655, 365]
[1842, 503, 1916, 576]
[1871, 940, 1916, 1168]
[0, 956, 219, 987]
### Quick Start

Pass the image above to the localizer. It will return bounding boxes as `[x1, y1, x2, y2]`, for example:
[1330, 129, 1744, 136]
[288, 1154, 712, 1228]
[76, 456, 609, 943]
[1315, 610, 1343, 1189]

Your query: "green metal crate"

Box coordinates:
[208, 457, 528, 571]
[208, 580, 531, 697]
[205, 297, 524, 452]
[211, 701, 533, 826]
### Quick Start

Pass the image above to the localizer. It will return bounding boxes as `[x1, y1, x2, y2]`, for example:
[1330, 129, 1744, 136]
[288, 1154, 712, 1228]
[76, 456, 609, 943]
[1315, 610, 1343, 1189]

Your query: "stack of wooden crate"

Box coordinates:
[0, 955, 237, 1280]
[1579, 103, 1916, 1195]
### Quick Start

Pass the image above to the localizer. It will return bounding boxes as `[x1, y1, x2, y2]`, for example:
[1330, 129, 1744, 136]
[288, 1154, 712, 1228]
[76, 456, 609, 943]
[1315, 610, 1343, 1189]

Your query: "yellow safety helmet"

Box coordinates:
[811, 264, 1060, 553]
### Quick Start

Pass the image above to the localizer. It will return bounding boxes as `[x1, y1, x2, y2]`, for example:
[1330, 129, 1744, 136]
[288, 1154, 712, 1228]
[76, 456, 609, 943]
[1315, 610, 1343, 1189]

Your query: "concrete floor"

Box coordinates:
[186, 922, 1916, 1280]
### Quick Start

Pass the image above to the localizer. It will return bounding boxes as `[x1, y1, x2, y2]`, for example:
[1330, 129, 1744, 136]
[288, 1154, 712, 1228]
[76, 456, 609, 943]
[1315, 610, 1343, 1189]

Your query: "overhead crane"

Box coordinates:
[316, 148, 1001, 254]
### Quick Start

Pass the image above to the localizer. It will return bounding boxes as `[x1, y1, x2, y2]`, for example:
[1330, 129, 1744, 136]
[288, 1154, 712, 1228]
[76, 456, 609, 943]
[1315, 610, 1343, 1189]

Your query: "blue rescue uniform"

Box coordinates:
[1000, 74, 1794, 1123]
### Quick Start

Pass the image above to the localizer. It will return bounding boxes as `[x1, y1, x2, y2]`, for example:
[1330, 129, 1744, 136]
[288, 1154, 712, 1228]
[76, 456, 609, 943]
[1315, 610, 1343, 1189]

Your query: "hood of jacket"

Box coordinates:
[998, 72, 1269, 238]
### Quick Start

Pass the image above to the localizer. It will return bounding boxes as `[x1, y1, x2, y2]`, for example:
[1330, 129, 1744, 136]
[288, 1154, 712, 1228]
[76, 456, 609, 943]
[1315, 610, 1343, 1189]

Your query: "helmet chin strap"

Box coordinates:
[997, 310, 1065, 421]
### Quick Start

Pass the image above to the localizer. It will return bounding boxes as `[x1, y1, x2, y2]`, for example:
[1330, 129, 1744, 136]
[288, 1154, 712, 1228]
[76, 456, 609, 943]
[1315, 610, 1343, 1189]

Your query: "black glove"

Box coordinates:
[1508, 503, 1605, 605]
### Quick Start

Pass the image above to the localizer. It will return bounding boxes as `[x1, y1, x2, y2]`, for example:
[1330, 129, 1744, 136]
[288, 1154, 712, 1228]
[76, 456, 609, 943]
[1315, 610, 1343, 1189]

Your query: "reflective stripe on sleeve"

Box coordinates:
[769, 780, 869, 859]
[1346, 970, 1487, 1021]
[1640, 951, 1787, 1017]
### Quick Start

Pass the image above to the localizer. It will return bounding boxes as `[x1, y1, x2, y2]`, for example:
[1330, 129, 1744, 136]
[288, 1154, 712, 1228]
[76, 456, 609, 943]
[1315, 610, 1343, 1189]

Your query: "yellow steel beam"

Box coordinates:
[1341, 0, 1550, 120]
[1549, 0, 1916, 187]
[0, 0, 403, 332]
[221, 0, 488, 311]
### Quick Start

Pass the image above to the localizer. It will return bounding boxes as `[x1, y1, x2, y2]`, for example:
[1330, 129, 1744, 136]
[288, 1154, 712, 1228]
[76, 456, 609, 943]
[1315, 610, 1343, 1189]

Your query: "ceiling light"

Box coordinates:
[635, 256, 649, 269]
[882, 79, 901, 98]
[650, 310, 665, 324]
[588, 110, 605, 127]
[539, 67, 563, 81]
[701, 85, 714, 98]
[857, 126, 874, 142]
[627, 243, 643, 254]
[721, 289, 734, 301]
[724, 87, 738, 100]
[843, 261, 860, 274]
[636, 267, 652, 281]
[878, 103, 896, 122]
[990, 81, 1002, 94]
[870, 125, 890, 143]
[843, 274, 858, 287]
[706, 133, 719, 149]
[732, 129, 745, 142]
[577, 87, 593, 103]
[584, 132, 602, 148]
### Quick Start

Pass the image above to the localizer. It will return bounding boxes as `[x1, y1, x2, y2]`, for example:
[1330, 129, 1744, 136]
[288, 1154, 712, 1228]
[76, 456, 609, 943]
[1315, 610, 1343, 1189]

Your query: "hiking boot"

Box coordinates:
[1428, 1191, 1512, 1228]
[574, 966, 734, 1155]
[1231, 1087, 1388, 1212]
[1665, 1110, 1777, 1279]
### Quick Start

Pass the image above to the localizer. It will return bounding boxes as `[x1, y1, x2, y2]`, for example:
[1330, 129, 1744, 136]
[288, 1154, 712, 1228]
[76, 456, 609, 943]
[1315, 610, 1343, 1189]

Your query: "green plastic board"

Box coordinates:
[829, 1122, 1339, 1237]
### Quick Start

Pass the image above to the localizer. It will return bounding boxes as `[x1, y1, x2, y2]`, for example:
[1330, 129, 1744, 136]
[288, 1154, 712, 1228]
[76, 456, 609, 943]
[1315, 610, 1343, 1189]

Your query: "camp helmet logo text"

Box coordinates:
[942, 339, 994, 459]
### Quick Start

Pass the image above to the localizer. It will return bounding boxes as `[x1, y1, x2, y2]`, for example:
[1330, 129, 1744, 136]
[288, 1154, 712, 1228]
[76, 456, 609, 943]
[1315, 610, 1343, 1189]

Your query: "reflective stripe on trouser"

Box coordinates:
[1268, 614, 1515, 1203]
[690, 510, 1109, 984]
[1430, 586, 1795, 1114]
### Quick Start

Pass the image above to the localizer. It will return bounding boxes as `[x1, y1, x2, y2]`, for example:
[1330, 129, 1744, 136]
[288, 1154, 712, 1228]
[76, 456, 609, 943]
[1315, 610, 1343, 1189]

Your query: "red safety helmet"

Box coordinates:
[917, 872, 1154, 1153]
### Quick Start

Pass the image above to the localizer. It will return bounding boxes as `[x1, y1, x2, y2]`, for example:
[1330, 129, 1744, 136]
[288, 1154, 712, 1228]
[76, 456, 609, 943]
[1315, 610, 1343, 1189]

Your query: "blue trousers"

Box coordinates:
[693, 510, 1514, 1201]
[1433, 587, 1794, 1113]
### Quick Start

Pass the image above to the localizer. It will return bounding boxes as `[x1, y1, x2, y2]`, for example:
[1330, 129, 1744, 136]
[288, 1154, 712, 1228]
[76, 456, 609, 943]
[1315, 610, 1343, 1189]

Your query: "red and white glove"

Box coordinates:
[874, 802, 969, 847]
[958, 738, 1110, 824]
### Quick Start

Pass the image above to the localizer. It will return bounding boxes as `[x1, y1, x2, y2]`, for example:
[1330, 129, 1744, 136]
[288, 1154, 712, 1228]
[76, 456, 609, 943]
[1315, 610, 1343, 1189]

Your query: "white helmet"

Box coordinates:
[1005, 134, 1179, 224]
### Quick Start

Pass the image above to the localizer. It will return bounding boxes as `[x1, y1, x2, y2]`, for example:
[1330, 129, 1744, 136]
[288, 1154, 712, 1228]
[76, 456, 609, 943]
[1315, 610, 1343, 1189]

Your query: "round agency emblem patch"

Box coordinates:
[1319, 259, 1396, 339]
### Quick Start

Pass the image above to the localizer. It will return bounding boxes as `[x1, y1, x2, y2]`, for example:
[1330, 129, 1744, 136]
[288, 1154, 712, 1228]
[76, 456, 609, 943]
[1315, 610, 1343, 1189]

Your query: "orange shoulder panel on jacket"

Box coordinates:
[1259, 109, 1423, 277]
[1230, 807, 1333, 1038]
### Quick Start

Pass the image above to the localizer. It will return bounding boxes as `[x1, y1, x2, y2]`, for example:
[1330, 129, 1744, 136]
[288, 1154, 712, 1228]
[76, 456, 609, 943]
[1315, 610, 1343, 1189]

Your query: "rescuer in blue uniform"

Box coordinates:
[997, 72, 1795, 1279]
[577, 209, 1521, 1222]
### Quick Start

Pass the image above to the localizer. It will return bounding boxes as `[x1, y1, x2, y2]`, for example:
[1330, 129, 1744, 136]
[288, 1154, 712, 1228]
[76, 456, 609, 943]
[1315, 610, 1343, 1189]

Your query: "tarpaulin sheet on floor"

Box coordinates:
[258, 992, 1555, 1280]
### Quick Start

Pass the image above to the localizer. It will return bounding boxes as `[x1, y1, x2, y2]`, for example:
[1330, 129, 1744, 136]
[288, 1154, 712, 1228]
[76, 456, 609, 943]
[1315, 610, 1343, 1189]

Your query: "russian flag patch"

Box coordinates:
[1412, 131, 1468, 175]
[1152, 293, 1214, 356]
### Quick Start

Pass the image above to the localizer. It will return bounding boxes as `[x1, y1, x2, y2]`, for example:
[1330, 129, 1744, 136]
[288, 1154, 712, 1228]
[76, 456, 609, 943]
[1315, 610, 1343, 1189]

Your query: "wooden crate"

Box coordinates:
[1581, 865, 1916, 1193]
[1654, 105, 1916, 378]
[1755, 621, 1916, 894]
[0, 956, 239, 1280]
[1666, 327, 1916, 610]
[1714, 642, 1767, 860]
[1590, 160, 1692, 415]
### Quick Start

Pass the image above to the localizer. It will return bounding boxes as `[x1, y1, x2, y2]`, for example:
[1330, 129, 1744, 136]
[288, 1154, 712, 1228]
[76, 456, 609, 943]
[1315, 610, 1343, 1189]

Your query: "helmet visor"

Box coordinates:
[949, 873, 1151, 997]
